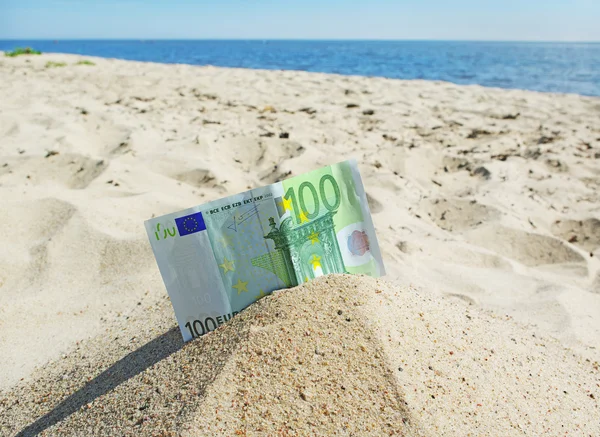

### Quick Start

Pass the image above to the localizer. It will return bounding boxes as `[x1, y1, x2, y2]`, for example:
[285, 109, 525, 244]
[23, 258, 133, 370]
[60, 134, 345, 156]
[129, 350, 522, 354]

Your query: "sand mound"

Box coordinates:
[0, 276, 419, 437]
[1, 275, 598, 436]
[185, 277, 415, 436]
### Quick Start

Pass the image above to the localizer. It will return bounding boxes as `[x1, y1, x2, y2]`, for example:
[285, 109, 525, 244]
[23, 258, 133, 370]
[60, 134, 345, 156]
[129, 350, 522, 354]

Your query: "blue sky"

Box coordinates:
[2, 0, 599, 41]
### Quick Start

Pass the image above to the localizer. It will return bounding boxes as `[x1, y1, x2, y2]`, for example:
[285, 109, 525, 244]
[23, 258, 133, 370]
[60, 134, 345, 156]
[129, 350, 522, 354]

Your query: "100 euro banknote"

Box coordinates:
[145, 159, 385, 341]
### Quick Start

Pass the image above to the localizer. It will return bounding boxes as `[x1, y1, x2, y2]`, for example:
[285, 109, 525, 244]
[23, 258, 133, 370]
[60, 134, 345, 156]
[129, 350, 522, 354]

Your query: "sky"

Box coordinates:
[1, 0, 599, 41]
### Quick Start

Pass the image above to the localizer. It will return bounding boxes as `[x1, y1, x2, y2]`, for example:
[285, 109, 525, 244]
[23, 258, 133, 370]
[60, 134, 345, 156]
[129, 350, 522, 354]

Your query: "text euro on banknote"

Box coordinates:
[145, 159, 385, 341]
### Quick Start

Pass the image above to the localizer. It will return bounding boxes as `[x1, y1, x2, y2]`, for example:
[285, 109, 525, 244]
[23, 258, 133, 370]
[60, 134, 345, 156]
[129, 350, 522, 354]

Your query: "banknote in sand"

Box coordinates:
[145, 159, 385, 341]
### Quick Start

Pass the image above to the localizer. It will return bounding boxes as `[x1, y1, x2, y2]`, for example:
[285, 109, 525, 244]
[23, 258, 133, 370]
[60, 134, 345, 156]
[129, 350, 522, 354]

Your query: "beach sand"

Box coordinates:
[0, 52, 599, 435]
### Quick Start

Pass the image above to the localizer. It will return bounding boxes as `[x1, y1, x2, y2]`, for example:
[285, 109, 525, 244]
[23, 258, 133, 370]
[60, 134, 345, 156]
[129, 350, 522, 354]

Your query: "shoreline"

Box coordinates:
[2, 45, 599, 97]
[4, 51, 600, 99]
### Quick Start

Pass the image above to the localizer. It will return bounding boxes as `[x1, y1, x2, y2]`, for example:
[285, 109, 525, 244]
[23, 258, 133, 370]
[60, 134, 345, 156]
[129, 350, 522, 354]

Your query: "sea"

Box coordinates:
[1, 40, 599, 97]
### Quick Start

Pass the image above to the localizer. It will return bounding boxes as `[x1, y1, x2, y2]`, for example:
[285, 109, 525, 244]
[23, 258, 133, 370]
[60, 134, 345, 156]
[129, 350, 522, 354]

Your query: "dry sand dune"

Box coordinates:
[0, 53, 599, 435]
[1, 275, 598, 436]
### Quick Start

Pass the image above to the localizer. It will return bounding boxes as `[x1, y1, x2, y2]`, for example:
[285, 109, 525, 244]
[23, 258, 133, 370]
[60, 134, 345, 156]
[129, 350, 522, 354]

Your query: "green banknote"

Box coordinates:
[145, 159, 385, 341]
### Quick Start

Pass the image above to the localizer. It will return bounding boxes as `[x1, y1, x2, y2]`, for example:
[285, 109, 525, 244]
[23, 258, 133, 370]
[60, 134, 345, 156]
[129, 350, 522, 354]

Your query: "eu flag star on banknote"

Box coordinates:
[145, 159, 385, 341]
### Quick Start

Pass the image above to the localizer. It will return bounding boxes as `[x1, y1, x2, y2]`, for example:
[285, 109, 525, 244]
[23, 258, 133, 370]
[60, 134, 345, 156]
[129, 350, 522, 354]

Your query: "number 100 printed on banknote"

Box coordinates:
[145, 160, 385, 341]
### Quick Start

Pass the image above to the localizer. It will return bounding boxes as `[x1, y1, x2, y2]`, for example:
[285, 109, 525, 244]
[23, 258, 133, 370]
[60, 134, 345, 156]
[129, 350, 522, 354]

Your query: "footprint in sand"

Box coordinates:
[424, 240, 513, 270]
[465, 225, 586, 267]
[0, 198, 78, 241]
[545, 158, 569, 173]
[0, 153, 108, 189]
[26, 209, 156, 284]
[0, 198, 78, 285]
[419, 198, 501, 232]
[551, 218, 600, 253]
[441, 155, 471, 173]
[251, 139, 308, 184]
[174, 168, 216, 188]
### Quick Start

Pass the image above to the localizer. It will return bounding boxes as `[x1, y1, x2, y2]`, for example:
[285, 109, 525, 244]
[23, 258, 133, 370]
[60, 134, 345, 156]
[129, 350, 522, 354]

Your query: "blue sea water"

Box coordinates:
[1, 40, 599, 97]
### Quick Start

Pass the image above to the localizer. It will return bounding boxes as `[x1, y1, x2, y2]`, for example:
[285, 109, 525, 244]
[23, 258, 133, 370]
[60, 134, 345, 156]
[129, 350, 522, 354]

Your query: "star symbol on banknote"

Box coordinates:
[281, 196, 294, 212]
[310, 254, 322, 270]
[299, 210, 310, 224]
[307, 231, 320, 245]
[220, 235, 233, 248]
[219, 257, 235, 273]
[254, 288, 267, 301]
[232, 279, 249, 294]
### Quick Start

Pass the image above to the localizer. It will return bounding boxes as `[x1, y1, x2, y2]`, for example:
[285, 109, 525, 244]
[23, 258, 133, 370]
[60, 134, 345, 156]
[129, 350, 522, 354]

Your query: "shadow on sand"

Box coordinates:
[17, 328, 183, 437]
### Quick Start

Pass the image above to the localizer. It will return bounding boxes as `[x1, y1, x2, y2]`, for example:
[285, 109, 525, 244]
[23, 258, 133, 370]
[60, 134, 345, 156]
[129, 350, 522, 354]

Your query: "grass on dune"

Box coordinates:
[5, 47, 42, 57]
[76, 60, 95, 66]
[46, 61, 67, 68]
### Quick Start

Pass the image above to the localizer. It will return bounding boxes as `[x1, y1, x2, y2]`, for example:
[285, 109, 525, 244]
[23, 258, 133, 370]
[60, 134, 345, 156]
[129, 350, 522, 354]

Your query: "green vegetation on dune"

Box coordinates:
[76, 60, 95, 66]
[46, 61, 67, 68]
[5, 47, 42, 57]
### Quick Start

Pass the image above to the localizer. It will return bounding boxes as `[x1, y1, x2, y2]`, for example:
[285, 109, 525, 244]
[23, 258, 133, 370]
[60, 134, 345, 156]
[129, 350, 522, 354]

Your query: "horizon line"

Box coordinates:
[1, 38, 599, 44]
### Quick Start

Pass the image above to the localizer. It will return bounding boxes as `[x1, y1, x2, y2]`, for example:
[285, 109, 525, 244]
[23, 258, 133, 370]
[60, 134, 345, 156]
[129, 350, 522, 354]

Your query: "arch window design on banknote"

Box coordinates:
[145, 159, 385, 341]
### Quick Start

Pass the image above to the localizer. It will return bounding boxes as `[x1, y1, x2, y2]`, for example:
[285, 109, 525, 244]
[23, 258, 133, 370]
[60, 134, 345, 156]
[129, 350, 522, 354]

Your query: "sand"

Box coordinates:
[1, 275, 598, 436]
[0, 52, 599, 435]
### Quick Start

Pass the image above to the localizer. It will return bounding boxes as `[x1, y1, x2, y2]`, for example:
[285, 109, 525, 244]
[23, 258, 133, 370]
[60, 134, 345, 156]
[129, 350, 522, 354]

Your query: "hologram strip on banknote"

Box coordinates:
[145, 159, 385, 341]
